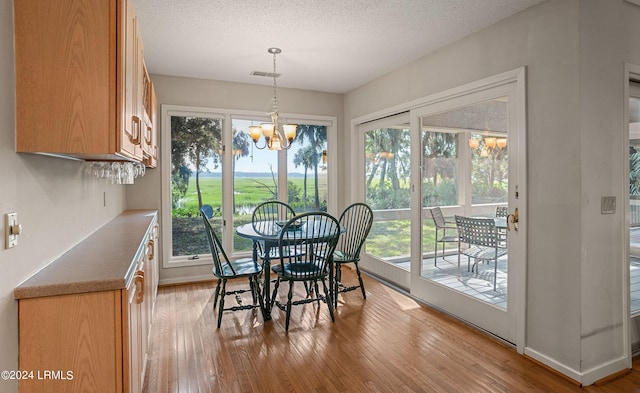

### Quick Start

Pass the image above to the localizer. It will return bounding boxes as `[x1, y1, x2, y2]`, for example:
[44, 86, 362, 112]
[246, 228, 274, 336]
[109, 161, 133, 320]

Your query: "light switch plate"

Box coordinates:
[5, 213, 18, 249]
[601, 196, 616, 215]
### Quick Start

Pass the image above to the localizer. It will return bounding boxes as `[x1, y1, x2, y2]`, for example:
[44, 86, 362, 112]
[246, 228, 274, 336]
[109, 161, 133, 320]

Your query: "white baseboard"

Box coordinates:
[159, 274, 214, 286]
[524, 347, 630, 386]
[580, 356, 631, 386]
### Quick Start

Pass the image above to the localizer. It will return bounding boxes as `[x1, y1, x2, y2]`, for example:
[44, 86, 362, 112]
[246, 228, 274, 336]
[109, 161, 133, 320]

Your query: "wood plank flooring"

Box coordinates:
[143, 269, 640, 393]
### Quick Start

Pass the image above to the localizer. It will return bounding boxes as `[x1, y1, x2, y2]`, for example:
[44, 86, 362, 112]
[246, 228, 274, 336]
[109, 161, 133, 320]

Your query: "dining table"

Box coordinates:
[236, 219, 341, 319]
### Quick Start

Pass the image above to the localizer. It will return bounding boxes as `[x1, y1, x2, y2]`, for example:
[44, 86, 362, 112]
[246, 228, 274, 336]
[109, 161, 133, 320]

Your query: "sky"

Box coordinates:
[205, 119, 314, 175]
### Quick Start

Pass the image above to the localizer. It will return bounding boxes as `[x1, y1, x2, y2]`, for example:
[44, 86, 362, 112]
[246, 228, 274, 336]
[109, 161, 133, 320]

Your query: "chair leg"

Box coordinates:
[313, 280, 321, 305]
[322, 278, 335, 322]
[285, 281, 294, 332]
[270, 278, 281, 311]
[493, 259, 498, 291]
[334, 263, 342, 308]
[213, 278, 221, 309]
[217, 279, 227, 329]
[354, 263, 366, 299]
[252, 276, 267, 319]
[434, 240, 438, 267]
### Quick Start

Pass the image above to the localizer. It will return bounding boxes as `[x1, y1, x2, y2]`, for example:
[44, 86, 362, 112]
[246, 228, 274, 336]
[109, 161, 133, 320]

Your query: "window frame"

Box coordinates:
[161, 104, 337, 268]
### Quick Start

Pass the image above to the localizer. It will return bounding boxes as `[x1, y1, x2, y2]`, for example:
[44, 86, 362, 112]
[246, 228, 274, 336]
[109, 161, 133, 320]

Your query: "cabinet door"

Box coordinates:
[144, 80, 158, 168]
[19, 292, 122, 393]
[125, 263, 145, 393]
[120, 0, 143, 160]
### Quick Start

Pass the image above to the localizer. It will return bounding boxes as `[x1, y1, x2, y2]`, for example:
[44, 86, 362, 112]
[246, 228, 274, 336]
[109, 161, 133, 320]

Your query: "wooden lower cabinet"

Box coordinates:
[18, 246, 157, 393]
[18, 286, 151, 393]
[15, 210, 158, 393]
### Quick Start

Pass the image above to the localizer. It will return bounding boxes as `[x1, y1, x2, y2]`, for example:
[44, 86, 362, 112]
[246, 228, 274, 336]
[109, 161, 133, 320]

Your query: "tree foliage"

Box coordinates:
[293, 125, 327, 210]
[171, 116, 221, 208]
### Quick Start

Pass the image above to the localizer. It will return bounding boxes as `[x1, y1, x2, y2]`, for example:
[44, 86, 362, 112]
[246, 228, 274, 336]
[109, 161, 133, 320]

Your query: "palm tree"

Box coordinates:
[231, 129, 251, 212]
[293, 145, 316, 208]
[294, 125, 327, 209]
[172, 117, 221, 210]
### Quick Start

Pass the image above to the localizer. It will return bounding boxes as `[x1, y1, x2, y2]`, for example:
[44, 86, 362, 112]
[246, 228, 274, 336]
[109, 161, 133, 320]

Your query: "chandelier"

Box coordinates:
[468, 129, 507, 157]
[249, 48, 297, 150]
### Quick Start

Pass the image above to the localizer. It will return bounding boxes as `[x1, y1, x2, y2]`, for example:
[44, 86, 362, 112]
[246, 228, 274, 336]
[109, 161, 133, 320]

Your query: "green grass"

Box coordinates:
[176, 176, 328, 212]
[172, 176, 442, 260]
[366, 219, 439, 259]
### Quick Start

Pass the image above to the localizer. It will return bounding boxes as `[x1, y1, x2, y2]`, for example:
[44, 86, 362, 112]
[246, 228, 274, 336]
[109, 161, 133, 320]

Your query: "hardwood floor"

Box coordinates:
[144, 269, 640, 393]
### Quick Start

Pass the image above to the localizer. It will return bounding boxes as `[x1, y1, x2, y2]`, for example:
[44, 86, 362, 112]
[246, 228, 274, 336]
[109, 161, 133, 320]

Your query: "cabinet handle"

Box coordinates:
[145, 125, 152, 144]
[131, 116, 141, 144]
[148, 239, 155, 260]
[135, 270, 145, 304]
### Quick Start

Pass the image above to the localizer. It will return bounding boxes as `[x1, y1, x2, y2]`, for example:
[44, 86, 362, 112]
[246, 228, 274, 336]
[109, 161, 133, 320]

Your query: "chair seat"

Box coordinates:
[438, 234, 459, 243]
[217, 258, 263, 278]
[460, 245, 507, 261]
[333, 250, 357, 263]
[271, 262, 325, 279]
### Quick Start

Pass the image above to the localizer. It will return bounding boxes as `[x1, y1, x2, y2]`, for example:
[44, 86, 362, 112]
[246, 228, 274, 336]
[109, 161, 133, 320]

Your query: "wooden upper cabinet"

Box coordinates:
[14, 0, 150, 162]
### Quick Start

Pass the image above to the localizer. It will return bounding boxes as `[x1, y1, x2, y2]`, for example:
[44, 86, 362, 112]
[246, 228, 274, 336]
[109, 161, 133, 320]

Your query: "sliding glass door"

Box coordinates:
[356, 69, 526, 347]
[359, 113, 412, 288]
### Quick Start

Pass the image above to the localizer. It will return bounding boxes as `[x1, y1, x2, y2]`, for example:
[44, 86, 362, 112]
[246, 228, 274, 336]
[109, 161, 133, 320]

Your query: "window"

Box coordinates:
[364, 126, 411, 265]
[162, 106, 336, 267]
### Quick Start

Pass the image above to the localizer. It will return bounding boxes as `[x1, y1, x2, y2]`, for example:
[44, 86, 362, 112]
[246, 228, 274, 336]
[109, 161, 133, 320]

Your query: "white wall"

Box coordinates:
[344, 0, 640, 384]
[0, 0, 128, 390]
[126, 75, 344, 284]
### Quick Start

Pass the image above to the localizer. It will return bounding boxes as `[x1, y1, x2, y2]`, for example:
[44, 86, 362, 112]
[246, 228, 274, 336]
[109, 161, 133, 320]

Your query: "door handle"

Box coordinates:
[506, 208, 519, 231]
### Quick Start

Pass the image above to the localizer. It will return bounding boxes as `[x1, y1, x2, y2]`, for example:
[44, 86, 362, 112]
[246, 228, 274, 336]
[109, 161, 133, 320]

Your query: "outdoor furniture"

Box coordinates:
[270, 212, 341, 331]
[429, 207, 459, 266]
[495, 205, 509, 247]
[201, 209, 266, 328]
[333, 202, 374, 308]
[454, 215, 507, 291]
[495, 205, 508, 217]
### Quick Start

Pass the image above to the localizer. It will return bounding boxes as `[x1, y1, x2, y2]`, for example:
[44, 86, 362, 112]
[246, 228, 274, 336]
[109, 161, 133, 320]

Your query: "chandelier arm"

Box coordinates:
[253, 138, 268, 150]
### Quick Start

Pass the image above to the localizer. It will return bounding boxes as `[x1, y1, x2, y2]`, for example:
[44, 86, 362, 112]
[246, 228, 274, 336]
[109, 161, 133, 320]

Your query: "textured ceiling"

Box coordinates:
[134, 0, 544, 94]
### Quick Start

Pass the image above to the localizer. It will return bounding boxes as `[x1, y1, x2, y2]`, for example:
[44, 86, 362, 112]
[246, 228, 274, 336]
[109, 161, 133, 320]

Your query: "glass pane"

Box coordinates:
[170, 115, 223, 258]
[287, 124, 328, 213]
[629, 88, 640, 315]
[231, 118, 280, 253]
[420, 97, 509, 309]
[470, 133, 508, 204]
[364, 127, 411, 269]
[421, 131, 458, 207]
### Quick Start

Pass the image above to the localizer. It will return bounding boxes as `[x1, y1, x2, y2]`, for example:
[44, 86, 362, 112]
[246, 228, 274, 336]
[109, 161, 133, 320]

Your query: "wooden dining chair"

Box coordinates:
[333, 202, 374, 308]
[454, 215, 507, 291]
[251, 201, 296, 261]
[270, 212, 340, 331]
[201, 209, 266, 328]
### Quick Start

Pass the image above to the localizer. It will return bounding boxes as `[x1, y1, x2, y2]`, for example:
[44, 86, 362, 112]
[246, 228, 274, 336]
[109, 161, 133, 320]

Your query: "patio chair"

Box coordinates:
[495, 205, 509, 247]
[270, 212, 340, 331]
[333, 203, 374, 308]
[455, 215, 507, 291]
[495, 206, 508, 217]
[201, 209, 265, 328]
[429, 207, 459, 266]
